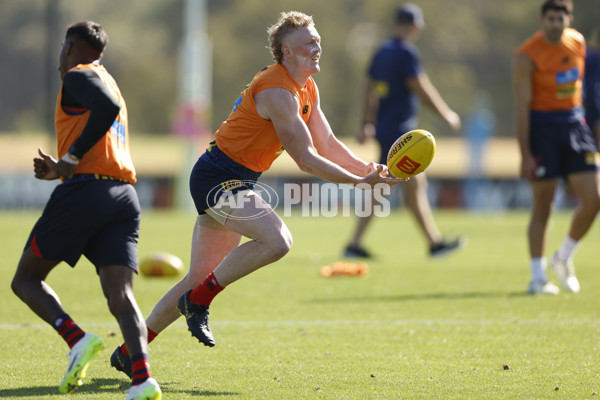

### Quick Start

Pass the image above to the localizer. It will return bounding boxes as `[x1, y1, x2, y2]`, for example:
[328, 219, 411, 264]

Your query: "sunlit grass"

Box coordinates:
[1, 210, 599, 399]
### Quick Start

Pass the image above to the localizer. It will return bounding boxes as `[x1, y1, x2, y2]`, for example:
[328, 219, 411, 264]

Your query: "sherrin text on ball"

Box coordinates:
[386, 129, 436, 178]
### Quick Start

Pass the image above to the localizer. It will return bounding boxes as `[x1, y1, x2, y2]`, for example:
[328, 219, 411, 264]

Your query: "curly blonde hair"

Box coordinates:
[267, 11, 314, 63]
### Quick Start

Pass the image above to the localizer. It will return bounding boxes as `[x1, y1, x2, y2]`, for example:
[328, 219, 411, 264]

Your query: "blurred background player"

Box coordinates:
[513, 0, 600, 295]
[10, 21, 161, 399]
[584, 28, 600, 143]
[110, 11, 403, 376]
[343, 3, 466, 259]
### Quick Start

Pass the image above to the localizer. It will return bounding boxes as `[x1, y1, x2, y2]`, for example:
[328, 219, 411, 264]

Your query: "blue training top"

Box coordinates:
[368, 38, 423, 142]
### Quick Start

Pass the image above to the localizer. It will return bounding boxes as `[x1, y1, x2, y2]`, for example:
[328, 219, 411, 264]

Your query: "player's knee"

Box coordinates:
[267, 231, 293, 261]
[581, 191, 600, 212]
[105, 291, 133, 317]
[10, 270, 30, 299]
[10, 275, 22, 298]
[105, 296, 121, 317]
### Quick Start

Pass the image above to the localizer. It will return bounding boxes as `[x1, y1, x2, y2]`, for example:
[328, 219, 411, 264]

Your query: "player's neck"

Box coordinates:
[281, 61, 313, 88]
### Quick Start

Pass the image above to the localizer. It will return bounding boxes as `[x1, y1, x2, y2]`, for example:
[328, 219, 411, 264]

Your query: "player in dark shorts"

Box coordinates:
[108, 12, 403, 378]
[189, 140, 263, 216]
[529, 111, 598, 179]
[514, 0, 600, 295]
[10, 21, 161, 399]
[343, 3, 466, 259]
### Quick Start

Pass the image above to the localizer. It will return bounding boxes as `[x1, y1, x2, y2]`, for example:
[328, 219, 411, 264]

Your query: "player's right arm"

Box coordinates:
[255, 87, 399, 187]
[584, 52, 600, 145]
[513, 51, 536, 180]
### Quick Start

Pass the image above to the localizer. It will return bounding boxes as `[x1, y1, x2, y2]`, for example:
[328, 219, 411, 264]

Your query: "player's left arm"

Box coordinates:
[407, 73, 461, 133]
[307, 87, 379, 177]
[358, 76, 378, 144]
[63, 69, 121, 159]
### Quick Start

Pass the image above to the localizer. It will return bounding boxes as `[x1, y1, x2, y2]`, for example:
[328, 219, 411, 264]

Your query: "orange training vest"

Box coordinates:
[55, 63, 136, 184]
[517, 28, 585, 111]
[215, 63, 317, 172]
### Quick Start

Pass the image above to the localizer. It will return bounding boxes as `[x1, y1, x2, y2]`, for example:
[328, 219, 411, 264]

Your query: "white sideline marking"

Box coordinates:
[2, 318, 600, 330]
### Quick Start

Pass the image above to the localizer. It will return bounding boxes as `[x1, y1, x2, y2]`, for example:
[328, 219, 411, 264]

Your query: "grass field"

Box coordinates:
[1, 209, 599, 399]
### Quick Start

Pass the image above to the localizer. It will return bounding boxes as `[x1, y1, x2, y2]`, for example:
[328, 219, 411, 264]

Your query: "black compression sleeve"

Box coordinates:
[61, 69, 121, 159]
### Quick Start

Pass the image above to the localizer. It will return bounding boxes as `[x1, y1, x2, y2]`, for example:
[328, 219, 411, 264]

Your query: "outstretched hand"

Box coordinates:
[34, 148, 77, 180]
[359, 164, 407, 188]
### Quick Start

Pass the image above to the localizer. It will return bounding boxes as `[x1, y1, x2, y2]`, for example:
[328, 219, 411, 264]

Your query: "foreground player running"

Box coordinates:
[514, 0, 600, 295]
[10, 21, 161, 399]
[110, 11, 403, 375]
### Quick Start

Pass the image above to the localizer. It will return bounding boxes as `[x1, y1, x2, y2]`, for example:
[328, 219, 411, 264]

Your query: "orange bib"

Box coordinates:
[215, 63, 317, 172]
[517, 28, 585, 111]
[55, 63, 136, 183]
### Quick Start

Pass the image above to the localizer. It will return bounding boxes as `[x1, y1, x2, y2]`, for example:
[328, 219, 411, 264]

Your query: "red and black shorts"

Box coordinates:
[25, 175, 141, 272]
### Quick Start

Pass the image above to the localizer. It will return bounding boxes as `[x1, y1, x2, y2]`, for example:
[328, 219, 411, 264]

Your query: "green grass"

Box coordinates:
[1, 209, 600, 399]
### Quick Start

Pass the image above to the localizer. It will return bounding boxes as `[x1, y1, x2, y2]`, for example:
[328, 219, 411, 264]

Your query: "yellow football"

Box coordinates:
[140, 252, 184, 277]
[386, 129, 436, 178]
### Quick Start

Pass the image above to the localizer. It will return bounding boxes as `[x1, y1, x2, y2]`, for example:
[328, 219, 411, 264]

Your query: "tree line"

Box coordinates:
[1, 0, 598, 139]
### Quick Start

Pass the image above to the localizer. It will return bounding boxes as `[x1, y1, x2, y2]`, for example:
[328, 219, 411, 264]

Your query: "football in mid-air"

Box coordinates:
[386, 129, 436, 178]
[140, 252, 184, 277]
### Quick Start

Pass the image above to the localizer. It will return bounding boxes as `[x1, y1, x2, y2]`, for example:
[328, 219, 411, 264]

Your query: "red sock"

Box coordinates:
[120, 327, 158, 357]
[130, 353, 151, 386]
[54, 314, 85, 349]
[189, 272, 225, 306]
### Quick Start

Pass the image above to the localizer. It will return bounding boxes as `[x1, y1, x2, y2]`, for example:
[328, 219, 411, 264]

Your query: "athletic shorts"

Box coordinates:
[25, 176, 141, 272]
[189, 142, 262, 219]
[530, 113, 600, 180]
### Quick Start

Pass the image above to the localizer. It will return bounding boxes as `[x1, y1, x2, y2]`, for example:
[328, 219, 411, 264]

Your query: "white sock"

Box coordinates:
[556, 236, 579, 262]
[530, 257, 547, 282]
